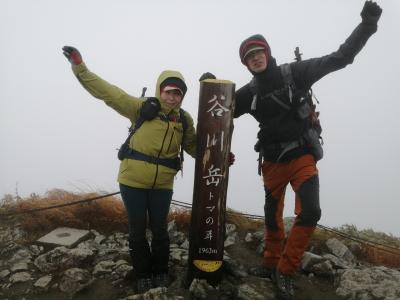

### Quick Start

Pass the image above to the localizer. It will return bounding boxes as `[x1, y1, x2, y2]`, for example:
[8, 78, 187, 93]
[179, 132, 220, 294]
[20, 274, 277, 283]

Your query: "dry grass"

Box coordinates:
[310, 225, 400, 268]
[4, 189, 128, 240]
[360, 244, 400, 267]
[225, 208, 264, 234]
[310, 227, 338, 253]
[334, 224, 400, 268]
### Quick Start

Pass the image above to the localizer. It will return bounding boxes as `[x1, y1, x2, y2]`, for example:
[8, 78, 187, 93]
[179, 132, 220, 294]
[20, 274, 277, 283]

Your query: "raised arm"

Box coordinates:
[292, 1, 382, 90]
[62, 46, 142, 122]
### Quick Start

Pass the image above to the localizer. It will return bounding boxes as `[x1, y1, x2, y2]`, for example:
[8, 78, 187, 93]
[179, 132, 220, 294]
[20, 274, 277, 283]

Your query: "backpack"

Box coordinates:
[249, 64, 323, 171]
[117, 88, 188, 171]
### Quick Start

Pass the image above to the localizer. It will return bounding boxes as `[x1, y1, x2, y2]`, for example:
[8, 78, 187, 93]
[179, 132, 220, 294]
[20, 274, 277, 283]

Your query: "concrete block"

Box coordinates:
[37, 227, 91, 248]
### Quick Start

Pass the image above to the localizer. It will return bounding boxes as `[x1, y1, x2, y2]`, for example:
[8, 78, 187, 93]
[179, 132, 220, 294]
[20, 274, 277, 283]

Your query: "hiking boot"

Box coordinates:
[274, 269, 295, 300]
[249, 266, 275, 279]
[136, 277, 153, 294]
[153, 273, 169, 288]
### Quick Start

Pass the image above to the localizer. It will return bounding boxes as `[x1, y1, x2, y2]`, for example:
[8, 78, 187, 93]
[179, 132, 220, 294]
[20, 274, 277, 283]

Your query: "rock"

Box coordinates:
[0, 269, 10, 279]
[326, 238, 355, 263]
[141, 287, 170, 300]
[121, 286, 182, 300]
[169, 230, 186, 245]
[9, 248, 32, 265]
[256, 243, 264, 255]
[103, 232, 129, 251]
[189, 278, 215, 299]
[34, 275, 52, 289]
[224, 232, 238, 248]
[92, 260, 115, 276]
[34, 246, 94, 273]
[336, 266, 400, 299]
[170, 249, 183, 261]
[283, 217, 295, 236]
[77, 238, 102, 254]
[310, 260, 335, 277]
[237, 283, 266, 300]
[218, 279, 237, 298]
[9, 272, 32, 283]
[94, 234, 107, 245]
[115, 259, 129, 267]
[322, 253, 349, 269]
[252, 230, 264, 242]
[0, 225, 25, 244]
[59, 267, 93, 296]
[301, 251, 324, 272]
[180, 239, 189, 249]
[10, 262, 29, 272]
[244, 232, 253, 242]
[29, 245, 44, 256]
[223, 257, 248, 278]
[225, 223, 236, 235]
[168, 220, 177, 232]
[114, 263, 132, 278]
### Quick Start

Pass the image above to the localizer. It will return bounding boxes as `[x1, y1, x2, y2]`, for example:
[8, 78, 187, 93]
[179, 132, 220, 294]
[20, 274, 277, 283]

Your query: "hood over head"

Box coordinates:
[155, 70, 187, 113]
[156, 70, 187, 99]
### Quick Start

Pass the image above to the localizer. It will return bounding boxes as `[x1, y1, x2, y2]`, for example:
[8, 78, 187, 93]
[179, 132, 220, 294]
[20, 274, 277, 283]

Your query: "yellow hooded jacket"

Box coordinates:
[72, 64, 196, 190]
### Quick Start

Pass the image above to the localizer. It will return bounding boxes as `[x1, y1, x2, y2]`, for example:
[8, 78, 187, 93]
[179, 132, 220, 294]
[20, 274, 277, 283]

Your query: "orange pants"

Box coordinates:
[262, 154, 321, 275]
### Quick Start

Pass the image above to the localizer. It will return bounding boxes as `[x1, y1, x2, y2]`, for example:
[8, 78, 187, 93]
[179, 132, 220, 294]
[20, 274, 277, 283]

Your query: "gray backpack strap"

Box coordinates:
[250, 66, 294, 111]
[178, 108, 187, 171]
[249, 77, 258, 112]
[280, 63, 294, 103]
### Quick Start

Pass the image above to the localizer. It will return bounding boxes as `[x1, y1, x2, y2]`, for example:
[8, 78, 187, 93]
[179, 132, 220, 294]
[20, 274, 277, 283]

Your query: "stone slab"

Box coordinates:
[37, 227, 90, 248]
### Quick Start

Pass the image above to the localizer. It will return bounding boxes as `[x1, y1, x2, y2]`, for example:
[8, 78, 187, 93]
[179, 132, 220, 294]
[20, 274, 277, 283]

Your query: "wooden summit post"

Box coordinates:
[187, 79, 235, 286]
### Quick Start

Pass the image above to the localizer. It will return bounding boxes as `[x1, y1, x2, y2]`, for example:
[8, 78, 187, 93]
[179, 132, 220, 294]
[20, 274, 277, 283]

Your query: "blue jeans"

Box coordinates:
[120, 184, 172, 279]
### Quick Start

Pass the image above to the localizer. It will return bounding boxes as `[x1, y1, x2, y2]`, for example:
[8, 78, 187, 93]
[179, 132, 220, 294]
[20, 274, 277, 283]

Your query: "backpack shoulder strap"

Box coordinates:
[178, 108, 188, 170]
[249, 77, 258, 112]
[280, 63, 294, 87]
[179, 108, 188, 134]
[280, 63, 294, 104]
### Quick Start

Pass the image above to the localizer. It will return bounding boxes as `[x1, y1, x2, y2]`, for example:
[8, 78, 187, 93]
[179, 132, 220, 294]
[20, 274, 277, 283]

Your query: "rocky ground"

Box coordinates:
[0, 216, 399, 300]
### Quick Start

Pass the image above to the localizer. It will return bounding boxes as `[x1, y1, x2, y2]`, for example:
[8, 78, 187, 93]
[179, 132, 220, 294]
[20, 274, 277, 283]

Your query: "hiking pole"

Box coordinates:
[141, 87, 147, 98]
[294, 46, 320, 104]
[294, 46, 302, 62]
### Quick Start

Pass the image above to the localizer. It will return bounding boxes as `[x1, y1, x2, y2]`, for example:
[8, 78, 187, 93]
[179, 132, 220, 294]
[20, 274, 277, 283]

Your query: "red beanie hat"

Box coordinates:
[239, 34, 271, 65]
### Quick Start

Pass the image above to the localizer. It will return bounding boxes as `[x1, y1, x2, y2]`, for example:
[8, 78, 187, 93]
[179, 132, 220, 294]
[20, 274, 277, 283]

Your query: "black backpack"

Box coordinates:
[117, 90, 188, 171]
[249, 63, 323, 170]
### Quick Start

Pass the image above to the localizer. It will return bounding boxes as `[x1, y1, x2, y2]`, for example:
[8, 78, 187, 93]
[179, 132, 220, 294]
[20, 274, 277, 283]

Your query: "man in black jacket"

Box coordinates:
[202, 2, 382, 299]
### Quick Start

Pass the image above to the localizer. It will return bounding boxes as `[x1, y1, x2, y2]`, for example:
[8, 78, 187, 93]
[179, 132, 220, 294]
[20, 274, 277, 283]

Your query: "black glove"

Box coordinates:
[62, 46, 83, 65]
[199, 72, 216, 81]
[140, 97, 161, 120]
[361, 1, 382, 25]
[228, 152, 235, 166]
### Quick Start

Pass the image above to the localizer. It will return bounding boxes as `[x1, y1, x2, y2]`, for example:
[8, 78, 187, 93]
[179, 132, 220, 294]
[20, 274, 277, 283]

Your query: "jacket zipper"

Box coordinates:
[166, 123, 175, 153]
[151, 119, 170, 189]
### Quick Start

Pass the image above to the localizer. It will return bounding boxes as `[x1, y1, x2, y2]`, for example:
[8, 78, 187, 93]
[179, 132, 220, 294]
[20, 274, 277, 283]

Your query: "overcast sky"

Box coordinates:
[1, 0, 399, 236]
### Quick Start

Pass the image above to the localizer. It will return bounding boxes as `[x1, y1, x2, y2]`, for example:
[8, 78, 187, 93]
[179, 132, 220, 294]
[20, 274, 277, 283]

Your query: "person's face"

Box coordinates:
[245, 49, 268, 73]
[160, 89, 183, 108]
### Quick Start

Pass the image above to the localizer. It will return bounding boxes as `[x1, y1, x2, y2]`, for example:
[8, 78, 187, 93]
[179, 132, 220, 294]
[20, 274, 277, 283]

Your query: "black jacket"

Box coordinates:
[234, 22, 378, 162]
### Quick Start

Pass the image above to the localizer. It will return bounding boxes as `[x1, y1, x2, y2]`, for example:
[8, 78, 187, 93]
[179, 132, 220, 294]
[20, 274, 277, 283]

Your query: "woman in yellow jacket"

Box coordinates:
[62, 46, 196, 293]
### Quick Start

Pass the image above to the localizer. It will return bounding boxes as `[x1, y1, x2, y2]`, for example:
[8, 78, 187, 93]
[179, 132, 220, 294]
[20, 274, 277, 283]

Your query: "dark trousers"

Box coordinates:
[120, 184, 172, 279]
